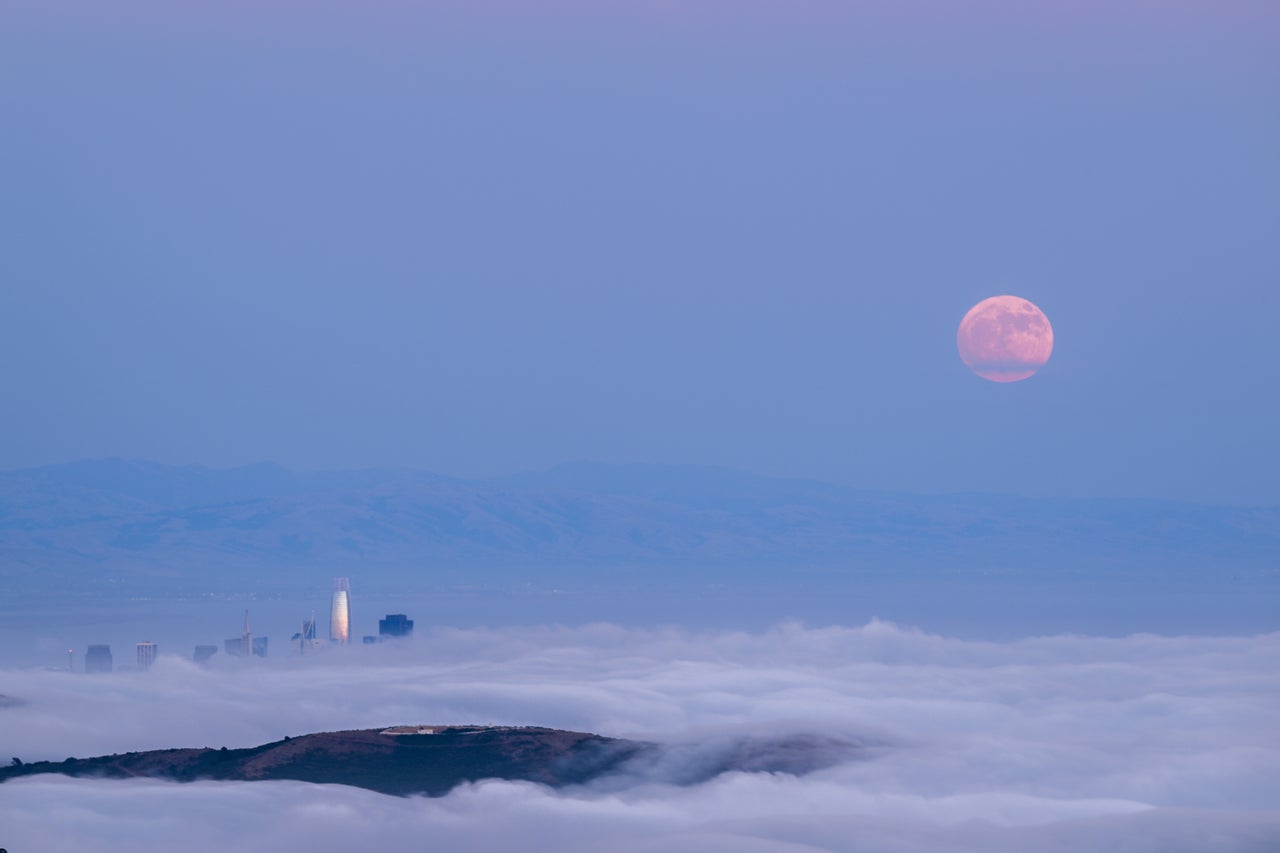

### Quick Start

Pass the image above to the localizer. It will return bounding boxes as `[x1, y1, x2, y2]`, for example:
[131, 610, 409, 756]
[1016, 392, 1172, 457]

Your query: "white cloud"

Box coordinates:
[1, 621, 1277, 851]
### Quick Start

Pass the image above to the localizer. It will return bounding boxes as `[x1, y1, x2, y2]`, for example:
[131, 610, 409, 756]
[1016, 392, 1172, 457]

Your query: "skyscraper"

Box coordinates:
[193, 645, 217, 663]
[224, 610, 256, 657]
[330, 577, 351, 644]
[136, 642, 158, 670]
[85, 644, 113, 673]
[379, 614, 414, 639]
[292, 612, 322, 654]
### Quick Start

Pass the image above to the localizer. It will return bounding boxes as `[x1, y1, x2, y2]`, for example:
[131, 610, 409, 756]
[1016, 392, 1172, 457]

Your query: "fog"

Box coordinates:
[2, 621, 1276, 851]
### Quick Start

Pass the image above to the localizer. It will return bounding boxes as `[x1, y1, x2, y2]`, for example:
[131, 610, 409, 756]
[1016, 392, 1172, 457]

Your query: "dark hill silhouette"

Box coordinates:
[0, 725, 861, 796]
[0, 726, 637, 795]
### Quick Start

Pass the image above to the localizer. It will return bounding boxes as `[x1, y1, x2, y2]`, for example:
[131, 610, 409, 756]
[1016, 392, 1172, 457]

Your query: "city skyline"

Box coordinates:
[50, 588, 417, 672]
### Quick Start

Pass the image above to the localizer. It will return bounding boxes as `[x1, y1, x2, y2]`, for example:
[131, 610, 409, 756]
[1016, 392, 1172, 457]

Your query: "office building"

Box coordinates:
[330, 578, 351, 644]
[85, 644, 113, 673]
[379, 614, 414, 639]
[136, 642, 158, 670]
[362, 635, 379, 645]
[225, 636, 268, 657]
[292, 613, 322, 654]
[194, 645, 218, 664]
[225, 610, 266, 657]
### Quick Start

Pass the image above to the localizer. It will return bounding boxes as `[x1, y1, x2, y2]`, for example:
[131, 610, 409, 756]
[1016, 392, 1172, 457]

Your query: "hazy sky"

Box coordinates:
[2, 1, 1277, 503]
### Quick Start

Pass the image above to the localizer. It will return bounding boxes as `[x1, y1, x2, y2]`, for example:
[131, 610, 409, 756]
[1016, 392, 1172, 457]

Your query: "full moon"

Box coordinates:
[957, 295, 1054, 383]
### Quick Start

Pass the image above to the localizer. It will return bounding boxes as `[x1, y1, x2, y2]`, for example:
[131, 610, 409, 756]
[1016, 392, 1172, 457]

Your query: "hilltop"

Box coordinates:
[0, 725, 859, 796]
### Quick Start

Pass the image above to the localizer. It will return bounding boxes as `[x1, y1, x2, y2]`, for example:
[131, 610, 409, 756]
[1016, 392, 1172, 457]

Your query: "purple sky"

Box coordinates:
[2, 0, 1277, 502]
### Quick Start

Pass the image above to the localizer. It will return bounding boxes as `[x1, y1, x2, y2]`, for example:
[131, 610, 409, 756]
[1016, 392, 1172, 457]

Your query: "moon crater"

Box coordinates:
[957, 295, 1054, 383]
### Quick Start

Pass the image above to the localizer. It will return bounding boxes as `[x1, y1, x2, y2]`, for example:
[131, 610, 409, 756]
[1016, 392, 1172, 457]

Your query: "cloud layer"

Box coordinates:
[2, 621, 1277, 851]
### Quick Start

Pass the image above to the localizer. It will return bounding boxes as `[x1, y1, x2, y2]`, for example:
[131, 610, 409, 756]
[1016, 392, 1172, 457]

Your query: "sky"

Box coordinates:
[2, 623, 1277, 851]
[1, 0, 1277, 506]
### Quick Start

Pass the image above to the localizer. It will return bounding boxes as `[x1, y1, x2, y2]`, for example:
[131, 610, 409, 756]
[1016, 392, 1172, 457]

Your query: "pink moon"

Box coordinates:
[956, 295, 1054, 383]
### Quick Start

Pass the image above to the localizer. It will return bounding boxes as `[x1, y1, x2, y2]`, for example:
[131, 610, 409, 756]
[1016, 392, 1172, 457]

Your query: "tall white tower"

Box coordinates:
[330, 578, 351, 644]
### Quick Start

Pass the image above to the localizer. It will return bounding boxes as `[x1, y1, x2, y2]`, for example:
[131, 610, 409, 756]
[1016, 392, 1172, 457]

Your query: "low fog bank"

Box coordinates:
[4, 775, 1279, 853]
[1, 622, 1276, 851]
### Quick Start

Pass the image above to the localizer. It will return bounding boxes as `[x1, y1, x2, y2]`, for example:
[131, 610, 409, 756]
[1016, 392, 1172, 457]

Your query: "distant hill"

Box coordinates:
[1, 459, 1276, 593]
[0, 725, 859, 796]
[0, 726, 637, 795]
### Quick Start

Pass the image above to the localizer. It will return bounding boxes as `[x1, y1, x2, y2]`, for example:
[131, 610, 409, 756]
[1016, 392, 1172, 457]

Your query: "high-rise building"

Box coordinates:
[330, 578, 351, 644]
[85, 645, 113, 673]
[225, 610, 256, 657]
[224, 637, 267, 657]
[292, 613, 322, 654]
[193, 645, 218, 663]
[379, 614, 414, 639]
[136, 642, 158, 670]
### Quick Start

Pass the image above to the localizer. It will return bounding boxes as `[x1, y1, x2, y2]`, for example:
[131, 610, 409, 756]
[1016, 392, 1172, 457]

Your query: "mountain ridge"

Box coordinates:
[2, 459, 1276, 593]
